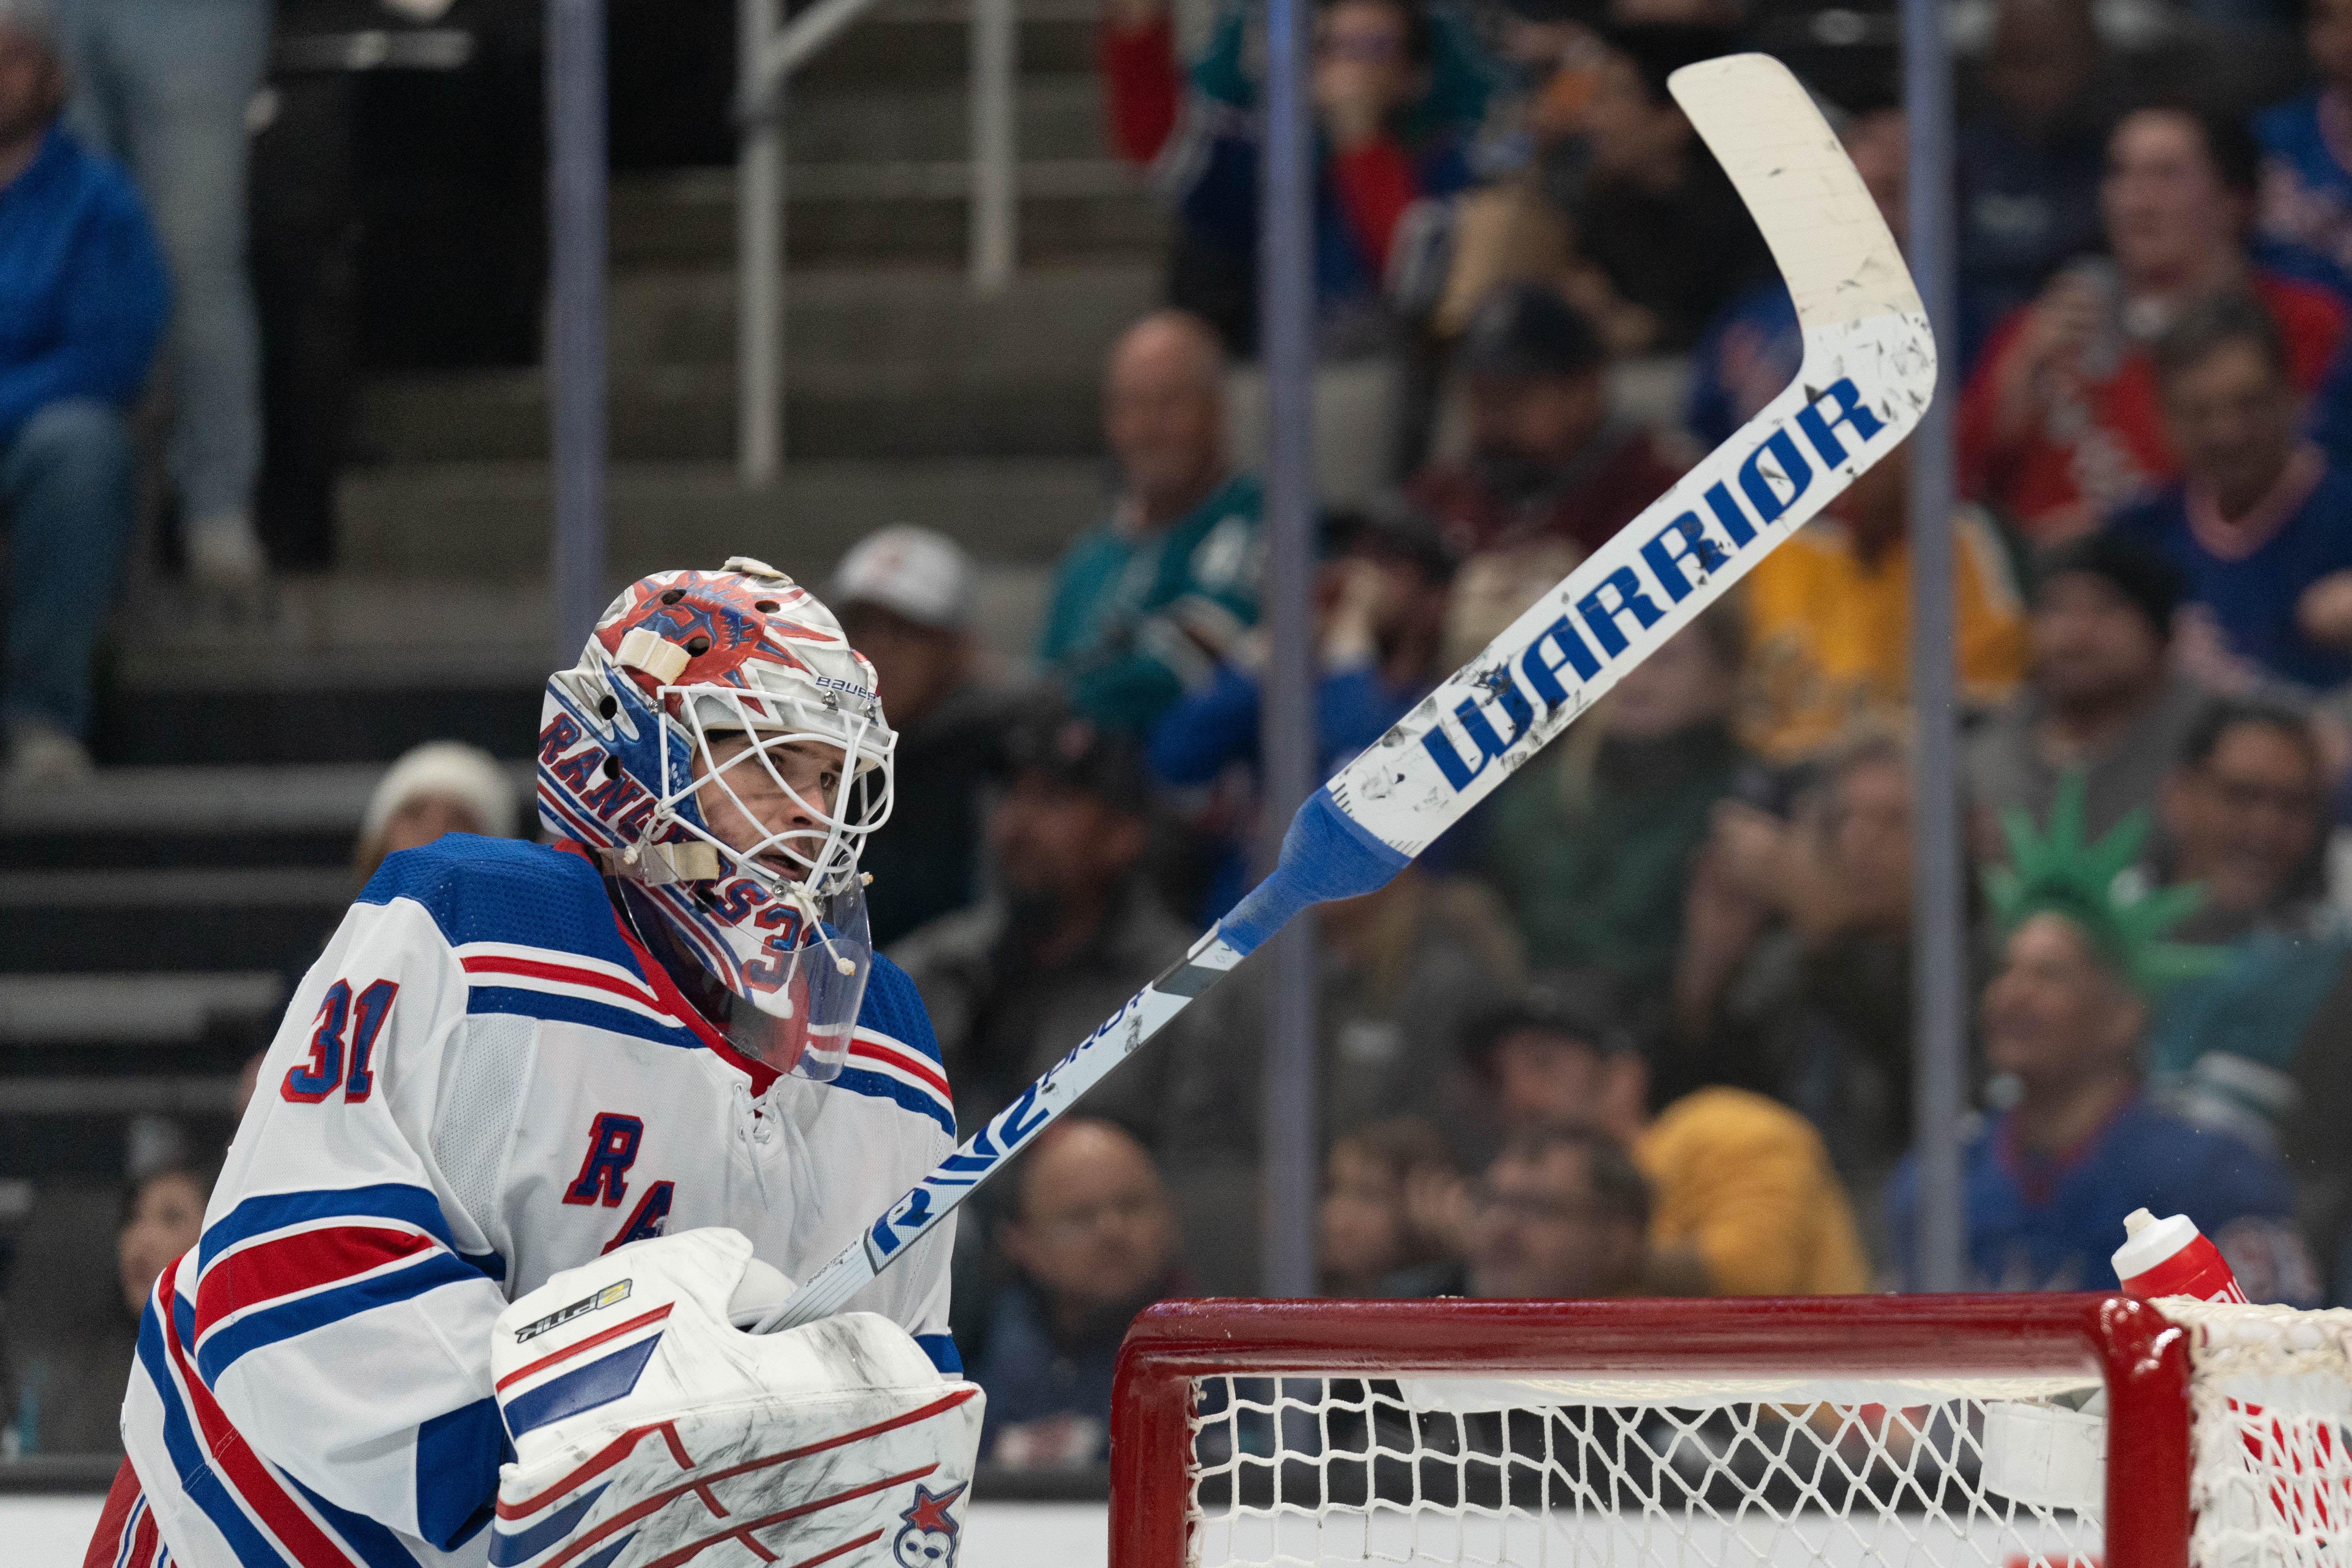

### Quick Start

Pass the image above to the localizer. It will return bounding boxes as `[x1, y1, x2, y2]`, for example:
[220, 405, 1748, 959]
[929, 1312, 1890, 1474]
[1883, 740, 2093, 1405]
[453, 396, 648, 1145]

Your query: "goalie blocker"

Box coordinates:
[488, 1230, 982, 1568]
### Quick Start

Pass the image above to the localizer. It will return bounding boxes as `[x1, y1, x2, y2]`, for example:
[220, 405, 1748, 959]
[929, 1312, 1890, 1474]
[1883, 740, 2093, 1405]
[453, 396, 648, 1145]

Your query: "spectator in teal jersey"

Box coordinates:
[2147, 698, 2345, 1155]
[1039, 311, 1263, 736]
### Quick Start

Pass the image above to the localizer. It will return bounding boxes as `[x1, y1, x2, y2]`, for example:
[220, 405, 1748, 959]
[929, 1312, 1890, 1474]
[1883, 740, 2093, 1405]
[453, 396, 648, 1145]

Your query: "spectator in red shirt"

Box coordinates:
[1959, 105, 2347, 544]
[1101, 0, 1494, 352]
[1407, 282, 1684, 557]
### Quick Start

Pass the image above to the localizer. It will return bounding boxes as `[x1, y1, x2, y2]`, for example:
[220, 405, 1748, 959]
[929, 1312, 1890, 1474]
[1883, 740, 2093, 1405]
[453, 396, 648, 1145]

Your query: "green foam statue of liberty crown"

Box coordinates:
[1981, 772, 2228, 998]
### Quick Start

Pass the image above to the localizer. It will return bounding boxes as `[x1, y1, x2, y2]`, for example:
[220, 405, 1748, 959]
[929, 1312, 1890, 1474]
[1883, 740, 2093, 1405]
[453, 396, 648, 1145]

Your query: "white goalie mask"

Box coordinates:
[536, 558, 896, 1083]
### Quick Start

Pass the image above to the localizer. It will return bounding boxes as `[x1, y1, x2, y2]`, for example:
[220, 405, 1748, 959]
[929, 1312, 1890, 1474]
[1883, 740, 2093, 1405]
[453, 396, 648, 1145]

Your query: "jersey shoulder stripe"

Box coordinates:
[834, 955, 953, 1131]
[358, 836, 639, 976]
[856, 954, 943, 1067]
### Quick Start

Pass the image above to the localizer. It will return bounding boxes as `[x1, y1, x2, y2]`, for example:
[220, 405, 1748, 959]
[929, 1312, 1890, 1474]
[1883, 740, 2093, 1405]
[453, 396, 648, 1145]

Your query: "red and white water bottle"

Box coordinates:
[2111, 1207, 2248, 1302]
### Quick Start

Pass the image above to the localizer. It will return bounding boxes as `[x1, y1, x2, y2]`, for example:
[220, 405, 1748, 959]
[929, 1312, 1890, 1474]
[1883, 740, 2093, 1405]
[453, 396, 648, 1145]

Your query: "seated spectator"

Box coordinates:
[1161, 864, 1522, 1281]
[1670, 737, 1920, 1201]
[1686, 107, 1908, 448]
[1319, 1116, 1464, 1297]
[1407, 283, 1683, 558]
[1740, 436, 2030, 765]
[0, 0, 168, 784]
[1959, 106, 2347, 543]
[1102, 0, 1493, 352]
[1887, 788, 2320, 1301]
[1150, 497, 1454, 919]
[1954, 0, 2121, 366]
[2256, 0, 2352, 297]
[832, 525, 1016, 946]
[1544, 23, 1775, 356]
[1461, 1123, 1652, 1300]
[973, 1118, 1182, 1467]
[352, 740, 518, 888]
[1967, 533, 2205, 852]
[1471, 976, 1871, 1295]
[2, 1160, 209, 1455]
[891, 703, 1194, 1140]
[1472, 608, 1744, 1020]
[1039, 311, 1262, 737]
[2148, 698, 2347, 1151]
[2110, 293, 2352, 693]
[1150, 498, 1454, 788]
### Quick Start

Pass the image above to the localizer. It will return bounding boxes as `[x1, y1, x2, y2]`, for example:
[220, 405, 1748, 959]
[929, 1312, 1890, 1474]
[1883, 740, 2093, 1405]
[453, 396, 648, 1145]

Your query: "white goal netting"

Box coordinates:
[1189, 1370, 2106, 1568]
[2177, 1300, 2352, 1566]
[1179, 1302, 2352, 1568]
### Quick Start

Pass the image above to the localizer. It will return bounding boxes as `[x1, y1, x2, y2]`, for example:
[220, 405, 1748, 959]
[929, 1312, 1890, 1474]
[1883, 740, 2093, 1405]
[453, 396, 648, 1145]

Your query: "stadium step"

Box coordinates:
[334, 459, 1097, 578]
[607, 162, 1163, 270]
[357, 265, 1153, 462]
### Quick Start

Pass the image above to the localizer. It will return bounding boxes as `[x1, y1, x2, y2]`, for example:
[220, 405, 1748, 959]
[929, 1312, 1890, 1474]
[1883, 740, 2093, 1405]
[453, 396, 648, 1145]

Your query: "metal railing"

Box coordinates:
[735, 0, 1022, 486]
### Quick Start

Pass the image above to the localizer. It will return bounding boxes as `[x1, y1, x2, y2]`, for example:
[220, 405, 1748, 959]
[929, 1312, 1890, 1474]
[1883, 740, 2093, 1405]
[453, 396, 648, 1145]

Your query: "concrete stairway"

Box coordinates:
[341, 0, 1163, 583]
[22, 0, 1158, 1184]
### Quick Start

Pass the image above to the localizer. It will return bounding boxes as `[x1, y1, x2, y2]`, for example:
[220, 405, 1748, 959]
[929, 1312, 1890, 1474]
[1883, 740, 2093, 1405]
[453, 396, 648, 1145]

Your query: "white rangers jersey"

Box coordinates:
[109, 835, 958, 1568]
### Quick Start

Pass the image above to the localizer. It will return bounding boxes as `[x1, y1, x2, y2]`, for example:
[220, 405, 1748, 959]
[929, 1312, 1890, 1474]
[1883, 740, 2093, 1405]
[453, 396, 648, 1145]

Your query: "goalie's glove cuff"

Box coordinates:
[489, 1228, 983, 1568]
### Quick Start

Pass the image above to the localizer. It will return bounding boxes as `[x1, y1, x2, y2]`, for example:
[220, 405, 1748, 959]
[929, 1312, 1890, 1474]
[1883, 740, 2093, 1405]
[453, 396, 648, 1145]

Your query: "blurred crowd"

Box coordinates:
[936, 0, 2352, 1469]
[9, 0, 2352, 1481]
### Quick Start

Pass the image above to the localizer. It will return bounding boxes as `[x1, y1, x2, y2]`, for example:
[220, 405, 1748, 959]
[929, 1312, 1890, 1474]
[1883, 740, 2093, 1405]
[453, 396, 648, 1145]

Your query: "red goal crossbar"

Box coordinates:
[1108, 1293, 2192, 1568]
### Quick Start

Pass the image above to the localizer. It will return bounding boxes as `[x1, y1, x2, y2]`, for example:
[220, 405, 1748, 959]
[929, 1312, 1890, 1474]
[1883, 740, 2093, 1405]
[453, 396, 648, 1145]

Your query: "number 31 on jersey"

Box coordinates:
[282, 979, 400, 1104]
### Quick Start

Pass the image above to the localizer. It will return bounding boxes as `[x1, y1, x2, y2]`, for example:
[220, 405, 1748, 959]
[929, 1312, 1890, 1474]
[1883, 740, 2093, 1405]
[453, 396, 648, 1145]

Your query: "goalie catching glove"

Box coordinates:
[489, 1228, 984, 1568]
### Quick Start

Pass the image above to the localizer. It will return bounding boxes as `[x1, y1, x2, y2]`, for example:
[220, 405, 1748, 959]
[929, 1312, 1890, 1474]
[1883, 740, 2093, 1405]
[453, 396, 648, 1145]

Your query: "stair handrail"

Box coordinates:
[737, 0, 1021, 487]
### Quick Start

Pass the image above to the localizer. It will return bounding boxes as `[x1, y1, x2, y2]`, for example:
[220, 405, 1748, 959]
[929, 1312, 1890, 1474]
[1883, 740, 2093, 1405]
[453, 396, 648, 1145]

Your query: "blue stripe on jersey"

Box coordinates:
[281, 1470, 423, 1568]
[197, 1251, 482, 1385]
[200, 1183, 455, 1275]
[501, 1334, 663, 1439]
[488, 1483, 609, 1568]
[460, 1248, 507, 1283]
[416, 1398, 508, 1550]
[914, 1333, 961, 1375]
[859, 955, 943, 1067]
[357, 836, 644, 976]
[833, 1065, 954, 1136]
[465, 985, 696, 1050]
[135, 1303, 286, 1568]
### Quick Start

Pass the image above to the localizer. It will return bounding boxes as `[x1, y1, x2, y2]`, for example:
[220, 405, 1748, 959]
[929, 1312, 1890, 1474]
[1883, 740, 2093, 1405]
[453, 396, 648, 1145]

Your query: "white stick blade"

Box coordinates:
[1669, 53, 1923, 328]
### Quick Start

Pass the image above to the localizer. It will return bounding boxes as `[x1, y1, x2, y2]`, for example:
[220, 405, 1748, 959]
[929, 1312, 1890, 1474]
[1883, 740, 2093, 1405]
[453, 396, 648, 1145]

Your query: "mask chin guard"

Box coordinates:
[722, 871, 875, 1082]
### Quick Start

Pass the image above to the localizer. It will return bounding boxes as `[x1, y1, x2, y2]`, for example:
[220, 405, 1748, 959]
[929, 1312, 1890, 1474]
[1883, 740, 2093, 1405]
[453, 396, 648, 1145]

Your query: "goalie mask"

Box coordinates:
[537, 557, 895, 1082]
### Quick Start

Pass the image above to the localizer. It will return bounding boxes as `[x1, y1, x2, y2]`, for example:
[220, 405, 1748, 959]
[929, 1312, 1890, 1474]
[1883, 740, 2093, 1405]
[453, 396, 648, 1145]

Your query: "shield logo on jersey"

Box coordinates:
[890, 1482, 965, 1568]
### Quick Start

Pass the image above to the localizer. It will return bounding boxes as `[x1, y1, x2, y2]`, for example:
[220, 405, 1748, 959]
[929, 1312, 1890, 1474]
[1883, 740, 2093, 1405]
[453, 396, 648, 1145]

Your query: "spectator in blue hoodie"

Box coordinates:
[0, 0, 168, 785]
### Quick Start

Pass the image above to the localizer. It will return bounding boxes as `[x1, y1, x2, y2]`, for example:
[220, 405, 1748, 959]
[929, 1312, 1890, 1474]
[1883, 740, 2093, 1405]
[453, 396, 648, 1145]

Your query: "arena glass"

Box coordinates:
[756, 51, 1937, 1336]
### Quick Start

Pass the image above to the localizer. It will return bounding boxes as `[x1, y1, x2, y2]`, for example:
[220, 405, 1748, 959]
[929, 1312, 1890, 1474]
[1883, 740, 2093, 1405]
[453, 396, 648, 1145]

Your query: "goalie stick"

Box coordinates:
[758, 51, 1934, 1334]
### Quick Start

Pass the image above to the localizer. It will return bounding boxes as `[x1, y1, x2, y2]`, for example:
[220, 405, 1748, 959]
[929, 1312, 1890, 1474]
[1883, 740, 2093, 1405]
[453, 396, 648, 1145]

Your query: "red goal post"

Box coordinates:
[1109, 1294, 2196, 1567]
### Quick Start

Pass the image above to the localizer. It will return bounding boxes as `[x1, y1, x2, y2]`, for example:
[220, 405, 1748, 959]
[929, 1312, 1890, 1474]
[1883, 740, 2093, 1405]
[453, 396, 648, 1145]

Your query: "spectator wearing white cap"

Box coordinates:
[833, 525, 1020, 946]
[352, 740, 519, 889]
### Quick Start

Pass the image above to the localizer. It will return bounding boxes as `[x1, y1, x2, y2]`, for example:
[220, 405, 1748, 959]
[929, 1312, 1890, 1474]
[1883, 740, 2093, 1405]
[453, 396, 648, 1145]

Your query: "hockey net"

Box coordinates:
[1107, 1295, 2352, 1568]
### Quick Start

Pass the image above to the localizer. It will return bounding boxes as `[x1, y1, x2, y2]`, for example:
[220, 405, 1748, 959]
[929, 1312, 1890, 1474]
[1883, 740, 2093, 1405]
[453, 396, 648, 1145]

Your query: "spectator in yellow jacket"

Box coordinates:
[1467, 975, 1871, 1295]
[1740, 435, 2030, 764]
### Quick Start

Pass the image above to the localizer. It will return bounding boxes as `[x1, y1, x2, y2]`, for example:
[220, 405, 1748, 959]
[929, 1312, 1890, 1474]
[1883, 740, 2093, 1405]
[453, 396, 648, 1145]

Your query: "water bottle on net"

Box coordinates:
[2113, 1208, 2339, 1538]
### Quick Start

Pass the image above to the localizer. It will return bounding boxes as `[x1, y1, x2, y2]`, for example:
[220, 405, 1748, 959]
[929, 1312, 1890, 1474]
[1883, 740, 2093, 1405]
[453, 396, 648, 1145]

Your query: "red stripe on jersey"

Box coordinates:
[195, 1225, 439, 1337]
[495, 1304, 674, 1392]
[460, 954, 662, 1009]
[156, 1259, 365, 1568]
[846, 1039, 950, 1100]
[80, 1457, 143, 1568]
